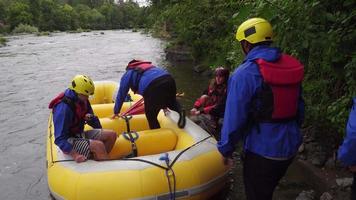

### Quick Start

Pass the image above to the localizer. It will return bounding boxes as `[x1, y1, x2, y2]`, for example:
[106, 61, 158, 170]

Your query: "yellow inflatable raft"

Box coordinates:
[47, 81, 231, 200]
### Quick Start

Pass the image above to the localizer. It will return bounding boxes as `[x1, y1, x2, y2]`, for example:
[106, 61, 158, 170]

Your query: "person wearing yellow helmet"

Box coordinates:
[49, 75, 117, 163]
[69, 74, 95, 96]
[217, 18, 305, 200]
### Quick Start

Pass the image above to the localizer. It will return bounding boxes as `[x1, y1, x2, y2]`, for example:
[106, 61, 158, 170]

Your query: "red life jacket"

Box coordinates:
[48, 92, 89, 134]
[207, 83, 227, 106]
[126, 60, 155, 93]
[254, 54, 304, 121]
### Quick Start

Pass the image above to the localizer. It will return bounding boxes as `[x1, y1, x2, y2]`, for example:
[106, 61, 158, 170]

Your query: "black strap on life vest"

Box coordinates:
[126, 60, 154, 93]
[61, 96, 76, 113]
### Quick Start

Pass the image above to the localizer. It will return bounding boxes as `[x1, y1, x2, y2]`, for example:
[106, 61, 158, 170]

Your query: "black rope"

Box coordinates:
[49, 114, 55, 165]
[52, 157, 169, 170]
[169, 136, 212, 168]
[51, 135, 213, 170]
[49, 120, 213, 200]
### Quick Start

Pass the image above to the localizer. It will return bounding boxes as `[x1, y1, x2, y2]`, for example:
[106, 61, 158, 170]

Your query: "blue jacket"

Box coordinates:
[114, 66, 169, 114]
[52, 89, 101, 153]
[338, 97, 356, 166]
[217, 45, 304, 159]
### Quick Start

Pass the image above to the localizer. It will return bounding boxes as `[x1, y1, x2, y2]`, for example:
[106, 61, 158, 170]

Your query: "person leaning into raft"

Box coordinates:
[49, 75, 117, 163]
[112, 59, 185, 129]
[190, 67, 229, 139]
[338, 97, 356, 200]
[217, 18, 305, 200]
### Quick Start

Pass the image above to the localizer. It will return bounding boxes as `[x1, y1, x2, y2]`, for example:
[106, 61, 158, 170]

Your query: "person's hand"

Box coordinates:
[111, 113, 119, 119]
[163, 108, 170, 115]
[190, 108, 200, 115]
[349, 165, 356, 172]
[84, 113, 94, 121]
[223, 156, 234, 167]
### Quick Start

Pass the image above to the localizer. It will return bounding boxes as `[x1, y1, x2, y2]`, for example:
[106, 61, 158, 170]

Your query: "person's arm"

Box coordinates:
[202, 104, 216, 114]
[53, 103, 89, 163]
[217, 69, 255, 158]
[53, 103, 74, 153]
[338, 98, 356, 166]
[86, 102, 102, 129]
[113, 71, 131, 115]
[193, 97, 204, 108]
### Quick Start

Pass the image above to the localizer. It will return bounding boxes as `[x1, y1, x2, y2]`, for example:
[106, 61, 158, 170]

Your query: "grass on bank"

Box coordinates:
[12, 24, 39, 34]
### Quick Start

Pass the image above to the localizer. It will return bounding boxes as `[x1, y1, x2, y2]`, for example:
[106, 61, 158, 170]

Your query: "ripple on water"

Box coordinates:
[0, 30, 187, 200]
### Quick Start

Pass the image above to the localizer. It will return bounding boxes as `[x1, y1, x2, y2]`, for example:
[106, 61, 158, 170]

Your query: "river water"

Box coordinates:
[0, 30, 311, 200]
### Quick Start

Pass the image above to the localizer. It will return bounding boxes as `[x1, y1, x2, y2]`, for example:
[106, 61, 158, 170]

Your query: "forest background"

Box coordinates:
[0, 0, 355, 157]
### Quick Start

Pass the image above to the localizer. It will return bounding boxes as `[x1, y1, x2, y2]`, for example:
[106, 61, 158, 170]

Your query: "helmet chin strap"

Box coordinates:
[241, 40, 253, 55]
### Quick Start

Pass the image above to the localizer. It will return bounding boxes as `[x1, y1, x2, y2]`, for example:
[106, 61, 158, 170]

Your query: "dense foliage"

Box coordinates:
[0, 0, 146, 33]
[147, 0, 356, 147]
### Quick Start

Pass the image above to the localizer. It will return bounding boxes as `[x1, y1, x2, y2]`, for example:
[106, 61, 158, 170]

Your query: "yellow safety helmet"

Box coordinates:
[69, 75, 95, 96]
[236, 18, 273, 44]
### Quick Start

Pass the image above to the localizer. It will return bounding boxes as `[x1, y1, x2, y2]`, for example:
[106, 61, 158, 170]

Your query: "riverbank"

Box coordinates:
[294, 131, 354, 200]
[166, 48, 354, 200]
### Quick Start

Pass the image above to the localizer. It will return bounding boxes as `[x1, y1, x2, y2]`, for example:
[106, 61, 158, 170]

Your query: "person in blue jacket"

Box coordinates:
[112, 60, 185, 129]
[217, 18, 305, 200]
[338, 97, 356, 200]
[49, 75, 117, 163]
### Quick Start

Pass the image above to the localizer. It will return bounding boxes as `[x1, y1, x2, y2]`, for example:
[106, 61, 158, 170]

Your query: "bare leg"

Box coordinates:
[98, 129, 117, 153]
[89, 140, 109, 160]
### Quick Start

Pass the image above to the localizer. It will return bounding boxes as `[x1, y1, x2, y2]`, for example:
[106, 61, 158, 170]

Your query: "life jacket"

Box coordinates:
[207, 83, 227, 106]
[48, 92, 89, 135]
[252, 54, 304, 122]
[126, 60, 155, 93]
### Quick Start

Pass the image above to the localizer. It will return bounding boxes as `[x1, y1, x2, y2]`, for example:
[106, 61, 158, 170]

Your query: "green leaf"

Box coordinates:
[343, 0, 354, 7]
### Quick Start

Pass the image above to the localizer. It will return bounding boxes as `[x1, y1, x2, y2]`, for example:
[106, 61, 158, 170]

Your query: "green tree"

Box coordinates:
[147, 0, 356, 150]
[74, 4, 91, 29]
[98, 3, 118, 29]
[52, 4, 77, 31]
[7, 2, 33, 30]
[87, 8, 105, 29]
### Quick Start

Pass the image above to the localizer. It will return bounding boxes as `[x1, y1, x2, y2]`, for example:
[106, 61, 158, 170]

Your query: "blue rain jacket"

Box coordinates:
[114, 66, 169, 114]
[338, 97, 356, 166]
[217, 45, 304, 159]
[52, 89, 101, 153]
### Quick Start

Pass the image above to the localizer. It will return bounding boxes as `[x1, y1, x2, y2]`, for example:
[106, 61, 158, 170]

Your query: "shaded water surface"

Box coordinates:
[0, 31, 311, 200]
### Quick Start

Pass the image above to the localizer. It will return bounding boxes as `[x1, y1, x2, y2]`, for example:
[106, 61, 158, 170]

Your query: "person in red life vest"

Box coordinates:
[190, 67, 229, 138]
[338, 97, 356, 200]
[112, 59, 185, 129]
[217, 18, 305, 200]
[49, 75, 117, 163]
